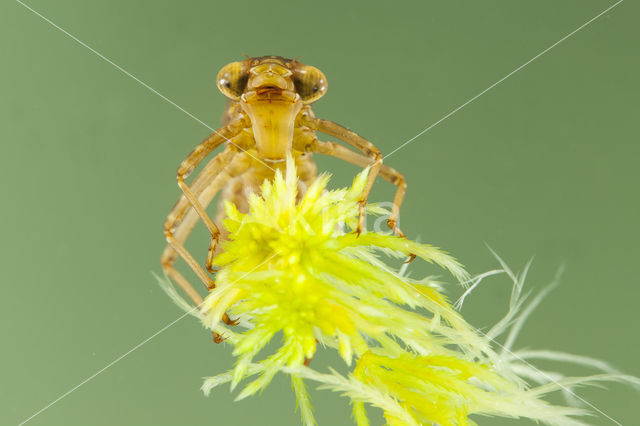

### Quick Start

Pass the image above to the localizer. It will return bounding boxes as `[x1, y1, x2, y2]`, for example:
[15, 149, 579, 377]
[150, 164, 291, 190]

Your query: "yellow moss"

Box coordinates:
[200, 156, 471, 402]
[192, 157, 636, 426]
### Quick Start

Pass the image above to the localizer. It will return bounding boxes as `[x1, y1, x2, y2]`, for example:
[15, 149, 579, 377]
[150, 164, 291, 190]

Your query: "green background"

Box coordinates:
[1, 0, 638, 425]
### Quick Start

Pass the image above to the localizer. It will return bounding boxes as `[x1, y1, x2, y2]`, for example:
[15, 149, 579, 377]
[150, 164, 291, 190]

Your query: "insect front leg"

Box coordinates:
[163, 150, 252, 332]
[308, 140, 407, 236]
[175, 117, 249, 264]
[163, 148, 243, 331]
[301, 116, 382, 234]
[163, 124, 253, 331]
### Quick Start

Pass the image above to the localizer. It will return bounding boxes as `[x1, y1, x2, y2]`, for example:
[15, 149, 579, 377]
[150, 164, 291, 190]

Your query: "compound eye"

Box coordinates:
[293, 64, 327, 104]
[216, 61, 249, 100]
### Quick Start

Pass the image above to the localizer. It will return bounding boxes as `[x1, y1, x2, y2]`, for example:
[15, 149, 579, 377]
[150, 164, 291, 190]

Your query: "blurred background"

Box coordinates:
[1, 0, 638, 424]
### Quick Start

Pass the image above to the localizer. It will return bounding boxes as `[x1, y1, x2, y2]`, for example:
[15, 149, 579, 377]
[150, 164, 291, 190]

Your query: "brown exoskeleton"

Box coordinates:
[161, 56, 408, 337]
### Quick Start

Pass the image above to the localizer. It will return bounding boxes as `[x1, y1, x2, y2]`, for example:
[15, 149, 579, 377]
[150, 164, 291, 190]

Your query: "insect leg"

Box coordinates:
[308, 139, 416, 262]
[175, 117, 249, 260]
[309, 140, 407, 237]
[301, 116, 382, 234]
[161, 149, 235, 290]
[163, 147, 252, 327]
[163, 147, 237, 299]
[203, 153, 253, 275]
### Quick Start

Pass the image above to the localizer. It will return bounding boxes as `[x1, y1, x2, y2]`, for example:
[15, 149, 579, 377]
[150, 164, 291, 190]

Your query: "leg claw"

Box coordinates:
[223, 312, 240, 326]
[387, 218, 414, 263]
[206, 279, 216, 291]
[213, 332, 227, 344]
